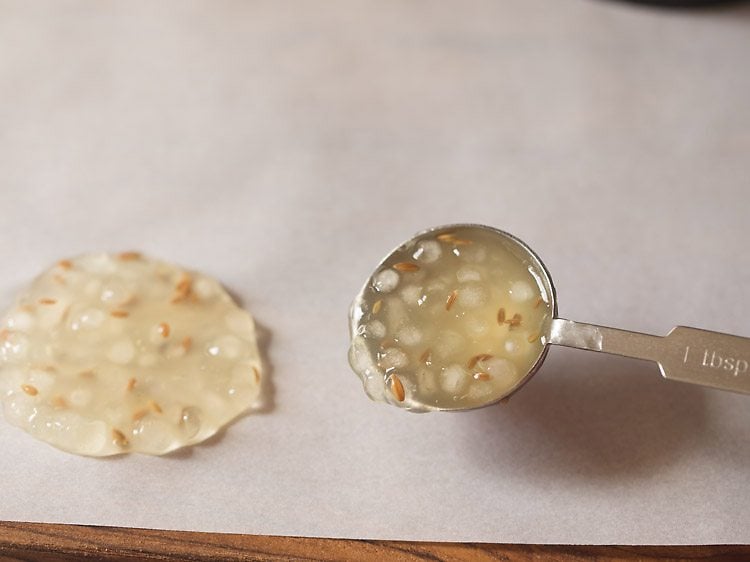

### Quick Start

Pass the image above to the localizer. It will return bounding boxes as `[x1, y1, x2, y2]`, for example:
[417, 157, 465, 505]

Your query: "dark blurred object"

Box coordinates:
[626, 0, 745, 5]
[624, 0, 745, 5]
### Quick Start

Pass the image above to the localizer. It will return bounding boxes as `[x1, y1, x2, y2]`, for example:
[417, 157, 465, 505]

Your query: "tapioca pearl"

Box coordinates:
[487, 265, 506, 285]
[400, 285, 423, 306]
[99, 277, 137, 306]
[503, 335, 526, 355]
[509, 280, 535, 303]
[467, 380, 496, 401]
[440, 364, 470, 395]
[138, 353, 159, 367]
[384, 297, 409, 330]
[483, 357, 518, 387]
[37, 299, 70, 329]
[395, 325, 422, 346]
[457, 283, 488, 309]
[458, 244, 487, 263]
[3, 394, 37, 425]
[226, 382, 251, 401]
[69, 388, 93, 408]
[154, 263, 175, 279]
[5, 311, 34, 331]
[0, 332, 29, 362]
[82, 278, 103, 297]
[433, 330, 465, 360]
[373, 269, 399, 293]
[64, 341, 101, 362]
[79, 253, 117, 274]
[0, 368, 24, 394]
[412, 240, 442, 263]
[63, 419, 108, 456]
[362, 371, 387, 402]
[70, 308, 106, 331]
[379, 347, 408, 370]
[99, 284, 123, 304]
[33, 411, 97, 448]
[349, 337, 376, 374]
[107, 339, 136, 364]
[224, 309, 255, 340]
[207, 335, 243, 359]
[178, 406, 202, 439]
[425, 279, 447, 296]
[465, 316, 490, 338]
[28, 410, 55, 434]
[365, 320, 386, 339]
[132, 417, 176, 454]
[193, 276, 219, 300]
[456, 266, 482, 283]
[202, 392, 227, 416]
[27, 370, 55, 392]
[414, 368, 438, 395]
[488, 285, 509, 305]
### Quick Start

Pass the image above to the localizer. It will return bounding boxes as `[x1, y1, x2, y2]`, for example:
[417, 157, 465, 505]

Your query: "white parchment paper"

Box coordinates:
[0, 0, 748, 544]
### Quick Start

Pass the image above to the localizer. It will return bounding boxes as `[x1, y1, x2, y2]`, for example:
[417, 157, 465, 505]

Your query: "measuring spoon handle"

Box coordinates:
[549, 318, 750, 395]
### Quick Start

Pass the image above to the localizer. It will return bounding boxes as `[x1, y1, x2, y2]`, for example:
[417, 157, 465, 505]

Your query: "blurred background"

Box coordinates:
[1, 0, 748, 336]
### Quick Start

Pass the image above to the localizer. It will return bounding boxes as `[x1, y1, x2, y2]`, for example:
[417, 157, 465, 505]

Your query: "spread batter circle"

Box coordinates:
[0, 252, 262, 456]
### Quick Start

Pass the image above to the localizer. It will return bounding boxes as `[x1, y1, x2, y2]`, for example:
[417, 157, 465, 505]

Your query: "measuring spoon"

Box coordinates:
[348, 224, 750, 412]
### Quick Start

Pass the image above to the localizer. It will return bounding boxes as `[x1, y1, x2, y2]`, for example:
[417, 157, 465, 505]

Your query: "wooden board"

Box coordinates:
[1, 522, 748, 561]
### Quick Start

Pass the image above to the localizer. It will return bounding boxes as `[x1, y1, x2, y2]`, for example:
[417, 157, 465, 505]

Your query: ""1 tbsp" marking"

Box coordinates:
[684, 345, 749, 377]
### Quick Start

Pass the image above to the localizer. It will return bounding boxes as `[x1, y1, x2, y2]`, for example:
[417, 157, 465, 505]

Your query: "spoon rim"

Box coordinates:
[350, 223, 558, 412]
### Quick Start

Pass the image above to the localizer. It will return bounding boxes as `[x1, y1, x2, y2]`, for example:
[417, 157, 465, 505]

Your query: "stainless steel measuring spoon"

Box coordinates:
[348, 224, 750, 411]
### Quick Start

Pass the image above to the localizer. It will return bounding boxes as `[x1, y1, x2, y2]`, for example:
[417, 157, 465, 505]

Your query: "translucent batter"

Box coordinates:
[0, 252, 262, 456]
[349, 226, 552, 411]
